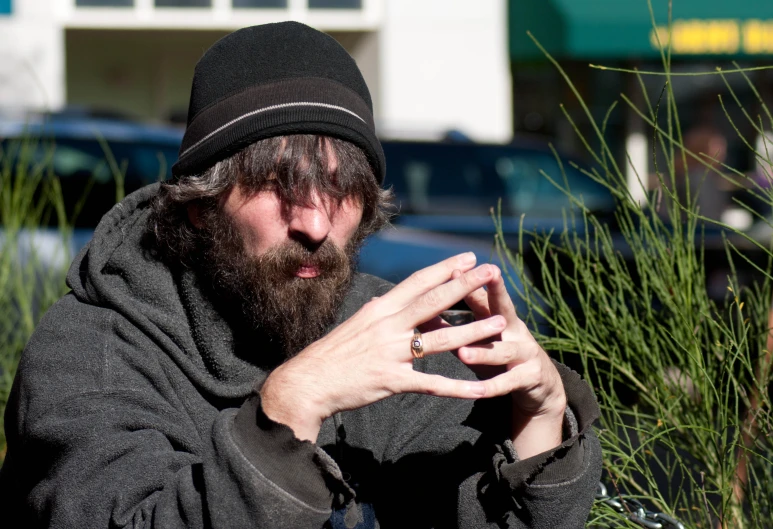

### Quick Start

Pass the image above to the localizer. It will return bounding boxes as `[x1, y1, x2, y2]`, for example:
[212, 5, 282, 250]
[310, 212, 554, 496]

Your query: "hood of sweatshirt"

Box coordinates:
[65, 183, 391, 400]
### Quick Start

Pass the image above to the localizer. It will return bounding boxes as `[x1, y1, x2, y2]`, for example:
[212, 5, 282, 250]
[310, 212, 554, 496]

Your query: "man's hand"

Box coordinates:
[451, 267, 567, 459]
[260, 252, 507, 442]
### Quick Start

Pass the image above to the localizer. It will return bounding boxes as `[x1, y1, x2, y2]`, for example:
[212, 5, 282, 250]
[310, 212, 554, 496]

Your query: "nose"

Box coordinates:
[287, 192, 334, 248]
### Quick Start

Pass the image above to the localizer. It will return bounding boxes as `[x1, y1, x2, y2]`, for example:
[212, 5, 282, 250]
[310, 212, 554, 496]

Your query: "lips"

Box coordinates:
[295, 264, 321, 278]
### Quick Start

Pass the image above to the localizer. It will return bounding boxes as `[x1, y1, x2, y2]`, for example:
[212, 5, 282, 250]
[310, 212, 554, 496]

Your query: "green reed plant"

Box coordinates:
[0, 137, 73, 459]
[0, 125, 153, 462]
[498, 19, 773, 529]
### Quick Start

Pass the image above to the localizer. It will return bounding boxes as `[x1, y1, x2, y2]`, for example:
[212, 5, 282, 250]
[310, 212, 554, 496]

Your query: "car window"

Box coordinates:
[383, 143, 505, 215]
[483, 148, 615, 215]
[382, 142, 614, 218]
[1, 137, 179, 228]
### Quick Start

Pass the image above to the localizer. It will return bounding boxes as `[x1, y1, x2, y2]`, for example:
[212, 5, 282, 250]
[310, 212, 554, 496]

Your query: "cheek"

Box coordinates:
[337, 200, 364, 238]
[226, 198, 286, 252]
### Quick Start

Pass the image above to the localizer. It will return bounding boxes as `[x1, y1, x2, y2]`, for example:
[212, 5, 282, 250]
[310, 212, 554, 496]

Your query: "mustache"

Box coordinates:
[257, 239, 350, 279]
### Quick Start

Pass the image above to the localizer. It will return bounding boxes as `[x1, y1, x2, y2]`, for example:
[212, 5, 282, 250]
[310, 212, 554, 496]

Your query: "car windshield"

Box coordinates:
[382, 142, 614, 217]
[0, 136, 179, 228]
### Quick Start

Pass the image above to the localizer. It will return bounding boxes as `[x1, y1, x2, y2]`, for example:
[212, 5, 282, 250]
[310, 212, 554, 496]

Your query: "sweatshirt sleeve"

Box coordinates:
[376, 354, 602, 529]
[0, 298, 342, 529]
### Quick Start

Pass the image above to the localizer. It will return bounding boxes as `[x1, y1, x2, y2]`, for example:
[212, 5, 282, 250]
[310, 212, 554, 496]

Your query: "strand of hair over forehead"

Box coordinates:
[165, 134, 391, 234]
[236, 135, 374, 207]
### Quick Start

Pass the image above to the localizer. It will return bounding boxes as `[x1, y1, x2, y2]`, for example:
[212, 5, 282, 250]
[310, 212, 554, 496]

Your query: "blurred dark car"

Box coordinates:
[381, 138, 616, 239]
[0, 110, 182, 225]
[0, 114, 529, 304]
[0, 111, 183, 271]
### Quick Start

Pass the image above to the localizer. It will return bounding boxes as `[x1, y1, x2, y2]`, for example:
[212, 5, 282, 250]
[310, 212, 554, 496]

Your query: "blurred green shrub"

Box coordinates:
[498, 32, 773, 529]
[0, 137, 74, 460]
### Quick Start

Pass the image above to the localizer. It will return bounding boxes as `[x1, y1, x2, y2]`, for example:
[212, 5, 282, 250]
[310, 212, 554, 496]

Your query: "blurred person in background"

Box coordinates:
[680, 124, 732, 221]
[0, 22, 601, 528]
[654, 123, 732, 223]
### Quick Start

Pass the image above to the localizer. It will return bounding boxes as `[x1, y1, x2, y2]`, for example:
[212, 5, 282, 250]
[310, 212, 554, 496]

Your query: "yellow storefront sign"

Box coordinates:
[650, 19, 773, 55]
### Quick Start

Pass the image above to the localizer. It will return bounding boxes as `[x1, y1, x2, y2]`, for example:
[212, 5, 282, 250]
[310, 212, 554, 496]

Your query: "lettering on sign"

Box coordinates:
[650, 19, 773, 55]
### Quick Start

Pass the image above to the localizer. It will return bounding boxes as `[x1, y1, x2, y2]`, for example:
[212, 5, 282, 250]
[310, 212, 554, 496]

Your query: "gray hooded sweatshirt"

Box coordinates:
[0, 184, 602, 528]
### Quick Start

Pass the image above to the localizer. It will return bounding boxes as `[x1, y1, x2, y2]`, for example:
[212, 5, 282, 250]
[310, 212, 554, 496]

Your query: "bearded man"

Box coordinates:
[0, 22, 601, 528]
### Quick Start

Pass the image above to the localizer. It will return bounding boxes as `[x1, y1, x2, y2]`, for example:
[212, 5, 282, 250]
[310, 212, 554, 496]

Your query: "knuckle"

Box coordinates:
[360, 298, 381, 316]
[375, 368, 395, 392]
[432, 328, 451, 349]
[457, 270, 475, 290]
[483, 378, 501, 396]
[419, 288, 441, 310]
[500, 345, 515, 364]
[423, 375, 445, 396]
[523, 362, 542, 384]
[407, 267, 431, 287]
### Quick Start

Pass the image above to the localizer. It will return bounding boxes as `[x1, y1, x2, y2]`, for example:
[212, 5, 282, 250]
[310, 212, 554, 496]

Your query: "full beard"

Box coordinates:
[196, 208, 362, 358]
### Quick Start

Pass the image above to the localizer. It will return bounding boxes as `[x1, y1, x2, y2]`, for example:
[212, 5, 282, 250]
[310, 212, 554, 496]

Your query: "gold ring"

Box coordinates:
[411, 332, 425, 359]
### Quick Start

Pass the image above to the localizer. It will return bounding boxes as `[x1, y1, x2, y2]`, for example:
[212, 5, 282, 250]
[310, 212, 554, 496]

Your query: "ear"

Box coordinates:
[187, 202, 203, 229]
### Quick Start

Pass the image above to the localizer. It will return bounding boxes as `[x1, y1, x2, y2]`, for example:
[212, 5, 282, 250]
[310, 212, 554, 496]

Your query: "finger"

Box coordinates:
[477, 361, 547, 398]
[398, 372, 486, 399]
[457, 341, 520, 366]
[383, 252, 477, 310]
[451, 269, 491, 320]
[400, 264, 496, 326]
[417, 315, 452, 334]
[466, 289, 493, 321]
[487, 267, 519, 324]
[420, 316, 506, 355]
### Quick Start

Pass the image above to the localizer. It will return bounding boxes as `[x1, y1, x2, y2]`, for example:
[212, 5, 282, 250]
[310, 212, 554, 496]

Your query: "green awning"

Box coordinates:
[510, 0, 773, 60]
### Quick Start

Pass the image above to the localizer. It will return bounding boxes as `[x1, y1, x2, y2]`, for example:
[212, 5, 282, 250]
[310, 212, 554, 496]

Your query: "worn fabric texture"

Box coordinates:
[0, 184, 602, 528]
[172, 21, 386, 183]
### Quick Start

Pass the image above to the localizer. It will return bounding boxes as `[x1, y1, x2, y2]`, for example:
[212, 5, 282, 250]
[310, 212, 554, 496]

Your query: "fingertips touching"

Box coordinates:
[402, 265, 498, 325]
[386, 253, 479, 310]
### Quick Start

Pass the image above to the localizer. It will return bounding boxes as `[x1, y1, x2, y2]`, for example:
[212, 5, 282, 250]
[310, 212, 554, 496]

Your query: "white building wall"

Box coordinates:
[0, 0, 513, 145]
[0, 0, 65, 110]
[377, 0, 512, 142]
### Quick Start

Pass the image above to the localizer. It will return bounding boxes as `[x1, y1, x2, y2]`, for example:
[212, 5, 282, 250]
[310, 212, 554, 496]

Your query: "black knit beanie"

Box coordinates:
[171, 21, 385, 183]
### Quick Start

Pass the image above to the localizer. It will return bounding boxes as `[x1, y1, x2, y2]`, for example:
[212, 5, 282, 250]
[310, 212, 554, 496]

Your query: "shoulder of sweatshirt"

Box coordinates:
[15, 293, 172, 419]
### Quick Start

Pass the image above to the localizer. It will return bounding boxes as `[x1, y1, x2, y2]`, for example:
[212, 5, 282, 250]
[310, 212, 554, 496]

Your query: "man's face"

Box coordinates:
[194, 143, 367, 358]
[221, 182, 363, 269]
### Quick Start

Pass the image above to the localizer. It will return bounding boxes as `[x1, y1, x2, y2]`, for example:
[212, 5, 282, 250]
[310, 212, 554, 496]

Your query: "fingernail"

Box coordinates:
[476, 265, 491, 278]
[460, 252, 476, 265]
[469, 383, 486, 397]
[460, 347, 474, 361]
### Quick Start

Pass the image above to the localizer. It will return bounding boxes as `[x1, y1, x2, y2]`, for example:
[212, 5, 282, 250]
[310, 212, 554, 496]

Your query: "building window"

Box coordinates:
[233, 0, 287, 7]
[76, 0, 133, 6]
[308, 0, 361, 8]
[155, 0, 211, 6]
